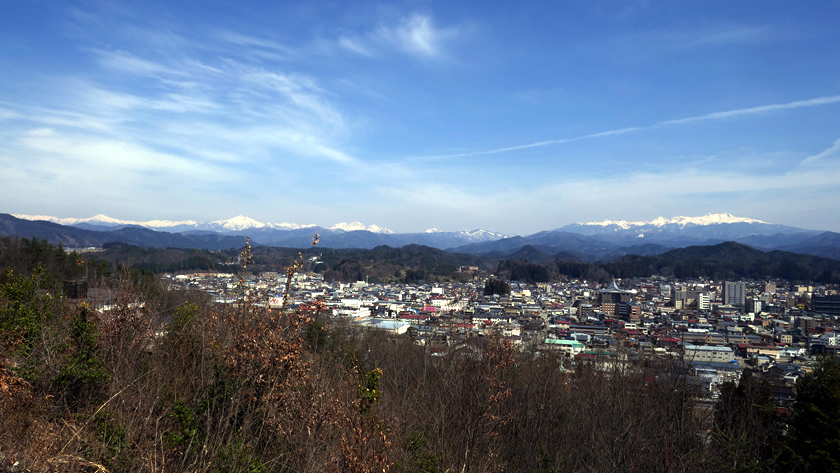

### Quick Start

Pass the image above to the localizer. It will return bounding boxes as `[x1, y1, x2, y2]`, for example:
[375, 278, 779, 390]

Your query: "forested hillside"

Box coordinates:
[601, 241, 840, 282]
[494, 242, 840, 284]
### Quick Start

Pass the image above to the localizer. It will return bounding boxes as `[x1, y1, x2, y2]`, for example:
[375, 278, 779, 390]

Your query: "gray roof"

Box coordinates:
[601, 280, 631, 294]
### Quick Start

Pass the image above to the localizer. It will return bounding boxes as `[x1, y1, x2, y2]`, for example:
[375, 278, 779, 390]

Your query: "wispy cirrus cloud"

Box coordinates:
[378, 13, 458, 58]
[373, 145, 840, 233]
[613, 23, 783, 56]
[415, 94, 840, 160]
[216, 31, 299, 60]
[688, 24, 776, 47]
[339, 13, 461, 60]
[91, 49, 182, 76]
[662, 95, 840, 125]
[338, 37, 374, 57]
[799, 138, 840, 167]
[0, 14, 369, 222]
[0, 108, 21, 120]
[18, 127, 225, 179]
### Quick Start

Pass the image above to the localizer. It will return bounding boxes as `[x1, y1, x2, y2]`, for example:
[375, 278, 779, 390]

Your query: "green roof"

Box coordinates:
[546, 339, 583, 347]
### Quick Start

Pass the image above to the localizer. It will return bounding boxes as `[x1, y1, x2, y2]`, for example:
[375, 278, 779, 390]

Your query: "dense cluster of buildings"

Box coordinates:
[167, 271, 840, 401]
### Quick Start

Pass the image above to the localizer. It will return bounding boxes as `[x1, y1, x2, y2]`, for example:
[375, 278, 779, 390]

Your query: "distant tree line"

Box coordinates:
[498, 242, 840, 283]
[484, 278, 511, 295]
[497, 260, 551, 283]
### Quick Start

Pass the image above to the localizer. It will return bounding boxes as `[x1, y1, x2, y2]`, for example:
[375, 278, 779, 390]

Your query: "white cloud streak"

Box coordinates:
[662, 95, 840, 125]
[417, 95, 840, 160]
[372, 150, 840, 233]
[380, 14, 448, 58]
[0, 17, 375, 225]
[339, 13, 460, 60]
[338, 37, 374, 57]
[799, 138, 840, 166]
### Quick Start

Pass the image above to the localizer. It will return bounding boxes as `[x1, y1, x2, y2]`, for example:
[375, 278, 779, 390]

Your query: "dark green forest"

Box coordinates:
[495, 242, 840, 284]
[9, 234, 838, 286]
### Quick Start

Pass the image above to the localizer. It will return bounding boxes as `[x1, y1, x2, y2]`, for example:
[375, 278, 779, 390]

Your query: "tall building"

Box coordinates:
[746, 298, 763, 314]
[697, 293, 711, 311]
[723, 281, 746, 309]
[813, 295, 840, 316]
[599, 280, 633, 304]
[672, 285, 710, 310]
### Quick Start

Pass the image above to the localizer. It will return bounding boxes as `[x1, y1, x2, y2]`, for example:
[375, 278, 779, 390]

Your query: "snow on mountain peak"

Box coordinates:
[86, 214, 122, 224]
[210, 215, 266, 231]
[460, 229, 508, 238]
[330, 222, 395, 234]
[421, 228, 508, 240]
[141, 219, 201, 227]
[13, 214, 77, 226]
[578, 213, 768, 229]
[366, 224, 395, 234]
[268, 222, 317, 230]
[664, 213, 767, 227]
[12, 213, 199, 228]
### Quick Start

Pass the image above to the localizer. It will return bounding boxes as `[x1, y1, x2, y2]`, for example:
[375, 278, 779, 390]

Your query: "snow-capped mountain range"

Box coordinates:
[574, 213, 768, 230]
[556, 212, 817, 243]
[13, 213, 200, 229]
[3, 212, 836, 258]
[13, 214, 394, 234]
[425, 228, 507, 239]
[9, 213, 511, 247]
[13, 214, 508, 247]
[10, 212, 811, 244]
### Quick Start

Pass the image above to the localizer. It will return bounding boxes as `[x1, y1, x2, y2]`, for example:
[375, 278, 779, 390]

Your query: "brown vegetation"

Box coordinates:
[1, 236, 834, 472]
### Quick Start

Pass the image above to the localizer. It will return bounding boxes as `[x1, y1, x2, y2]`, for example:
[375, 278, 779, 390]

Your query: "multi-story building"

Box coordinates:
[618, 301, 641, 321]
[723, 281, 746, 310]
[813, 295, 840, 316]
[599, 280, 633, 305]
[683, 344, 736, 363]
[673, 286, 711, 310]
[697, 293, 711, 311]
[797, 316, 819, 331]
[746, 298, 763, 314]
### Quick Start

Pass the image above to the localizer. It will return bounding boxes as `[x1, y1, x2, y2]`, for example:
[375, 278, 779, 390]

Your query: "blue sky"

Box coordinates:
[1, 0, 839, 234]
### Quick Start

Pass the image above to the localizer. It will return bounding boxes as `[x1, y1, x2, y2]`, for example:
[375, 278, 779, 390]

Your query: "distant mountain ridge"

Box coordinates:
[559, 213, 812, 239]
[3, 213, 510, 251]
[13, 213, 388, 234]
[569, 213, 768, 229]
[0, 213, 245, 250]
[5, 212, 839, 261]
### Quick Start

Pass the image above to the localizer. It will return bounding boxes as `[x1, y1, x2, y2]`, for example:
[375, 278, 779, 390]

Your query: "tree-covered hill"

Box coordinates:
[0, 213, 245, 250]
[245, 244, 491, 284]
[600, 241, 840, 282]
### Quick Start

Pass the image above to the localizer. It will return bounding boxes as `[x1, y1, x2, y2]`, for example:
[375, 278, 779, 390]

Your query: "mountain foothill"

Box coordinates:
[2, 212, 840, 283]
